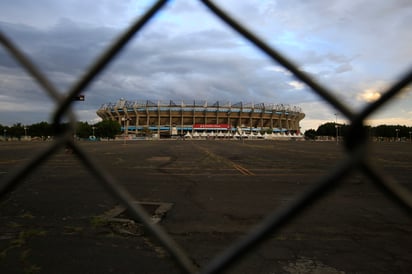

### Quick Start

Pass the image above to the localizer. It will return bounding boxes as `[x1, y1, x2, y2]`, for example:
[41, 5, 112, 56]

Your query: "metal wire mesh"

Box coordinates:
[1, 0, 412, 273]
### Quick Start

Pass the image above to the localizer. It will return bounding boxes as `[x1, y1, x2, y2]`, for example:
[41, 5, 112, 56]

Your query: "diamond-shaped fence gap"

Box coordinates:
[220, 170, 412, 274]
[0, 137, 65, 198]
[201, 145, 364, 274]
[67, 3, 225, 103]
[52, 0, 169, 127]
[201, 0, 354, 121]
[360, 159, 412, 213]
[86, 2, 284, 105]
[362, 92, 412, 137]
[0, 23, 111, 99]
[203, 150, 362, 273]
[0, 45, 56, 124]
[123, 140, 333, 270]
[0, 31, 80, 141]
[207, 1, 412, 120]
[1, 145, 116, 218]
[0, 140, 195, 273]
[298, 100, 348, 132]
[368, 142, 412, 188]
[67, 140, 199, 273]
[359, 72, 412, 123]
[85, 141, 347, 271]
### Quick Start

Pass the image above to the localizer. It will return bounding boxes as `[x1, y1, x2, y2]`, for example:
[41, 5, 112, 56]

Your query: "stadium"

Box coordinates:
[96, 99, 305, 139]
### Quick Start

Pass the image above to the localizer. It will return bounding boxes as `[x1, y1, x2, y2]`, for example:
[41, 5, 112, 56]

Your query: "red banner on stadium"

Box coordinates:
[193, 124, 231, 129]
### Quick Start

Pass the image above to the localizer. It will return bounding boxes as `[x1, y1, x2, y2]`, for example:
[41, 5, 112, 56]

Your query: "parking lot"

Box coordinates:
[1, 140, 411, 273]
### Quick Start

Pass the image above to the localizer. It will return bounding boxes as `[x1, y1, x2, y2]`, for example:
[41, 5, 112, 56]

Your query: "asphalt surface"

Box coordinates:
[0, 140, 411, 273]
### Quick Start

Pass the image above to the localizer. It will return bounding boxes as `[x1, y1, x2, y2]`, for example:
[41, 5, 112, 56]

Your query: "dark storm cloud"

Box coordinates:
[0, 1, 319, 125]
[89, 24, 299, 105]
[0, 20, 117, 76]
[0, 19, 122, 124]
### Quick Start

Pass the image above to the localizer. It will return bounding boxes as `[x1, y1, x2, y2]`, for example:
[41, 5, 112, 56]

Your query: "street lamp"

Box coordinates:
[24, 126, 27, 139]
[334, 113, 339, 144]
[121, 118, 126, 144]
[121, 117, 131, 144]
[409, 131, 411, 143]
[395, 128, 399, 142]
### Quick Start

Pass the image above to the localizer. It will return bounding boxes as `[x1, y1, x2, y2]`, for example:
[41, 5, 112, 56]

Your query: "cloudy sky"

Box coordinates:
[1, 0, 411, 130]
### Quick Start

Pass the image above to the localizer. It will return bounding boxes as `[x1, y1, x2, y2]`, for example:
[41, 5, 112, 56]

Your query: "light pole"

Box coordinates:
[395, 128, 399, 142]
[24, 126, 27, 139]
[3, 129, 6, 141]
[409, 131, 411, 143]
[121, 118, 126, 144]
[335, 113, 339, 144]
[121, 117, 131, 144]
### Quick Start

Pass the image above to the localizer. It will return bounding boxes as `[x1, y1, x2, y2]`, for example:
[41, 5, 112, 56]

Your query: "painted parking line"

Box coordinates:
[194, 144, 256, 176]
[232, 164, 255, 176]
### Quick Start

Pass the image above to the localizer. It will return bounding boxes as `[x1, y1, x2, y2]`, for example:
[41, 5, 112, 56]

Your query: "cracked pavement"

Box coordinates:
[1, 140, 411, 273]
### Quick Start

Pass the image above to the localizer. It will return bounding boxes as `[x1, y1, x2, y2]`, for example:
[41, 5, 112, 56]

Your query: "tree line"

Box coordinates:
[2, 120, 411, 141]
[0, 120, 121, 140]
[304, 122, 412, 140]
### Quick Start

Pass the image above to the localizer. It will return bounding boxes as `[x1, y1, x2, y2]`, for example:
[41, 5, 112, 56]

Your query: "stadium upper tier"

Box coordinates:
[97, 99, 305, 134]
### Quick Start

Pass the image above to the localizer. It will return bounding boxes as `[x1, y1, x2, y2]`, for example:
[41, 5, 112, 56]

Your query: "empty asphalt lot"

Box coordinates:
[1, 140, 411, 273]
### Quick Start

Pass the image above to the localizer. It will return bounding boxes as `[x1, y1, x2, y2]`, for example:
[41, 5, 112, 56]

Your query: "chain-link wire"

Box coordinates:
[1, 0, 412, 273]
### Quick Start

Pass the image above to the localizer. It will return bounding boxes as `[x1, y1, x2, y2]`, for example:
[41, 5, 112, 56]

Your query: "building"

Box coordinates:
[96, 99, 305, 138]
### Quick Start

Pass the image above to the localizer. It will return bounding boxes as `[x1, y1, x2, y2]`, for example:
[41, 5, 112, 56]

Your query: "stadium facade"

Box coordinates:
[96, 99, 305, 138]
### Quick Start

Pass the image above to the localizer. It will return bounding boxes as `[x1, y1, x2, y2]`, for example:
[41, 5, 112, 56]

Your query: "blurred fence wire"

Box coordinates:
[1, 0, 412, 273]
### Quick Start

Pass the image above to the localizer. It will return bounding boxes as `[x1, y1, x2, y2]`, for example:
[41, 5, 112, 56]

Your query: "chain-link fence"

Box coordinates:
[1, 0, 412, 273]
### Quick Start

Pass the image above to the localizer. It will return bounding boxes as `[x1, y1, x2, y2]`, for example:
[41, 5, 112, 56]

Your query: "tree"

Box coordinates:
[0, 124, 10, 140]
[304, 129, 316, 140]
[372, 124, 412, 139]
[316, 122, 337, 136]
[8, 123, 25, 139]
[75, 121, 92, 139]
[94, 120, 121, 139]
[29, 122, 52, 138]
